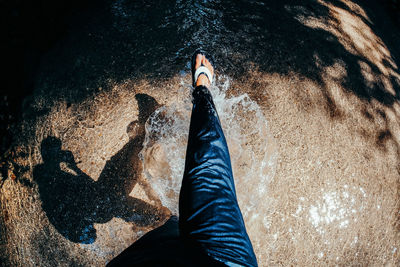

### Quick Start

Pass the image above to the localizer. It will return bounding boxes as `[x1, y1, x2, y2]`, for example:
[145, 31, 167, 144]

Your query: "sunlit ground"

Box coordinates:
[1, 0, 400, 266]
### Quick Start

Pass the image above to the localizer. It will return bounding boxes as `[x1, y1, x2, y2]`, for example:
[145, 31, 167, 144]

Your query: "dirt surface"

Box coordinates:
[1, 0, 400, 266]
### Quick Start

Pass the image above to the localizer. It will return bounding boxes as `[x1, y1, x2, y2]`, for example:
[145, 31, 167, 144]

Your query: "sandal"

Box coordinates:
[191, 49, 215, 88]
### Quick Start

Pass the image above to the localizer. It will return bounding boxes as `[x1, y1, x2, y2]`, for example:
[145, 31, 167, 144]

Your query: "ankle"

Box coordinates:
[196, 74, 211, 87]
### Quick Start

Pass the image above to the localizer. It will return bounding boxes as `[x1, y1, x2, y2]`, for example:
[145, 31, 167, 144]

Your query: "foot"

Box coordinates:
[194, 54, 214, 87]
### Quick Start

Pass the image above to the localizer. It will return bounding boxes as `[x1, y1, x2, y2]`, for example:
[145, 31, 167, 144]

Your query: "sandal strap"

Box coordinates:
[194, 66, 213, 85]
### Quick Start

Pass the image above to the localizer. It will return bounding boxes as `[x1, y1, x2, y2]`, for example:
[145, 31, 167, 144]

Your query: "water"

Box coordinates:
[107, 0, 284, 78]
[140, 76, 277, 215]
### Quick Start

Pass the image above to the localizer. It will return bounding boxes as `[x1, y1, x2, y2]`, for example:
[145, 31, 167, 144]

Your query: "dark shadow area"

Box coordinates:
[1, 0, 100, 155]
[33, 94, 168, 244]
[3, 0, 400, 156]
[219, 0, 400, 106]
[381, 0, 400, 25]
[376, 129, 392, 151]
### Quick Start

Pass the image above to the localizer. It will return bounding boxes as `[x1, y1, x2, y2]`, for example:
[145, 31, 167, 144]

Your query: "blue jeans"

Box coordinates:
[107, 86, 257, 267]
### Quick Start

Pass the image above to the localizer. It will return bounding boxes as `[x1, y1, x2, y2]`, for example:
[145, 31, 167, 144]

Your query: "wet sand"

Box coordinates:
[1, 0, 400, 266]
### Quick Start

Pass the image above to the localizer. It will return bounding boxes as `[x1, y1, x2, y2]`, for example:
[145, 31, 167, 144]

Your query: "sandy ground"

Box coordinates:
[1, 0, 400, 266]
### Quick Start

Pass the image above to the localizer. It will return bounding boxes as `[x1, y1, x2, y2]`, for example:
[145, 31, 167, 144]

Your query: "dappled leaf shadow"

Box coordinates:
[4, 0, 400, 142]
[17, 0, 398, 129]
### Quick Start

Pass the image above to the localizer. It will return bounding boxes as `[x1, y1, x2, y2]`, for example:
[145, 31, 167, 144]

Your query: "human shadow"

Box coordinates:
[33, 94, 168, 244]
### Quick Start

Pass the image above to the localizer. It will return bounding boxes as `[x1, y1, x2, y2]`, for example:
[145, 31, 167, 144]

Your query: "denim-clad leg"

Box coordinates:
[179, 86, 258, 267]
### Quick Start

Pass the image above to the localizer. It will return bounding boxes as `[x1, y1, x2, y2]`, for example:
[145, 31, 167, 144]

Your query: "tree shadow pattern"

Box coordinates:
[3, 0, 400, 153]
[15, 0, 394, 130]
[33, 94, 168, 244]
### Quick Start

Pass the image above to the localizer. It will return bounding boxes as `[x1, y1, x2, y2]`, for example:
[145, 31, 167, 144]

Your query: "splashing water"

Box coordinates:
[140, 76, 277, 216]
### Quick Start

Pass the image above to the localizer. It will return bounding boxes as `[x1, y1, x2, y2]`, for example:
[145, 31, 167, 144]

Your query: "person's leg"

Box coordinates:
[179, 53, 257, 267]
[107, 215, 224, 266]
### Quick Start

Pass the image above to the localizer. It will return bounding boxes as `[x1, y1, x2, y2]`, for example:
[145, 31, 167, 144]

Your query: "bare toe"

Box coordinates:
[195, 54, 203, 69]
[202, 57, 214, 76]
